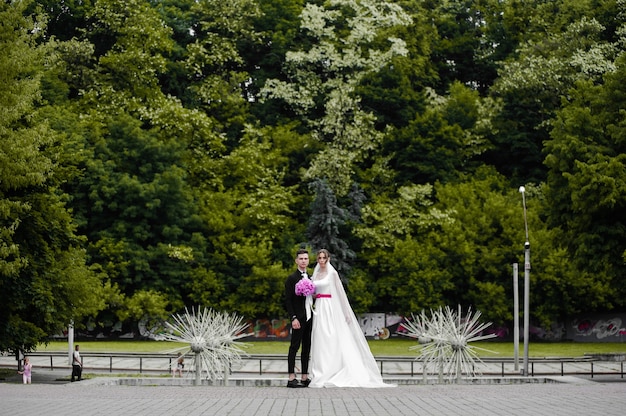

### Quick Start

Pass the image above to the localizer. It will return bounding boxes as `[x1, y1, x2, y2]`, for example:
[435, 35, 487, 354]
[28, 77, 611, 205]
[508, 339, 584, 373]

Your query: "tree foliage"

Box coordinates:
[544, 51, 626, 313]
[0, 0, 103, 352]
[261, 0, 412, 196]
[487, 3, 623, 184]
[2, 0, 626, 351]
[306, 178, 355, 276]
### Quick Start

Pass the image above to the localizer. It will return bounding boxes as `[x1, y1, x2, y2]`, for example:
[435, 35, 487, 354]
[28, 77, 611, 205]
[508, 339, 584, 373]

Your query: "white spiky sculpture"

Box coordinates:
[160, 307, 250, 385]
[403, 306, 497, 383]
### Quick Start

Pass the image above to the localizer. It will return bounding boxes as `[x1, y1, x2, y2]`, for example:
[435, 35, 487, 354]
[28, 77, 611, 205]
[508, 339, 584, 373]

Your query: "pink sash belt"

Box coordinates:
[315, 294, 331, 298]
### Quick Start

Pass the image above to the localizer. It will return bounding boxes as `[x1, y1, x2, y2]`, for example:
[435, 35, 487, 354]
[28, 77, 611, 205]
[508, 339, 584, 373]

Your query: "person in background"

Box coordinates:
[71, 345, 83, 382]
[17, 356, 32, 384]
[173, 352, 184, 377]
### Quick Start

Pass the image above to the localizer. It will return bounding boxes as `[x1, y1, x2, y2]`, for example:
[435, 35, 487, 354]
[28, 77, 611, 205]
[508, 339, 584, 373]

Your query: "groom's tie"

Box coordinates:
[302, 272, 313, 321]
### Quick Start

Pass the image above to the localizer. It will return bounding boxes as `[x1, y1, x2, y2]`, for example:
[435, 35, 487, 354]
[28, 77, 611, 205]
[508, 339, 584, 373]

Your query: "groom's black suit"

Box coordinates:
[285, 269, 312, 376]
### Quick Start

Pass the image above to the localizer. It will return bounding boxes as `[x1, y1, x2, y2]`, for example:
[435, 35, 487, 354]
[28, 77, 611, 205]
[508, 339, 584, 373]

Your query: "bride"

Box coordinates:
[309, 249, 394, 388]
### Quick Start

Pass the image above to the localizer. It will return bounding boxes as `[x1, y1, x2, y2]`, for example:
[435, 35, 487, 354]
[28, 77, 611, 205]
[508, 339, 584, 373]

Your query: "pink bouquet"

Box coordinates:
[295, 279, 315, 296]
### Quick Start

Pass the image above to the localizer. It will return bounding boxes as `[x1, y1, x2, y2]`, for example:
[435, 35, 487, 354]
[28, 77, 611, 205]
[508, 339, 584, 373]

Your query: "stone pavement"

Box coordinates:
[1, 362, 626, 416]
[1, 371, 626, 416]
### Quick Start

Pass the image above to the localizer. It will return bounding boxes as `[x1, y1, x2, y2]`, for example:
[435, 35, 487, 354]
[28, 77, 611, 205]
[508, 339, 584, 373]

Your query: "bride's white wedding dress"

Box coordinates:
[309, 262, 394, 388]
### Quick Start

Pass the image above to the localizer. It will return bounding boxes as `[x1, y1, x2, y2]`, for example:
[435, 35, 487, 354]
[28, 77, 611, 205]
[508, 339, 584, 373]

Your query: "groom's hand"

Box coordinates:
[292, 318, 301, 329]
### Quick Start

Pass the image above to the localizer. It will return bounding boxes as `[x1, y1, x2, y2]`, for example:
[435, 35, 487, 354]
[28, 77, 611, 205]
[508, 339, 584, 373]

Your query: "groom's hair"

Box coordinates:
[296, 248, 308, 256]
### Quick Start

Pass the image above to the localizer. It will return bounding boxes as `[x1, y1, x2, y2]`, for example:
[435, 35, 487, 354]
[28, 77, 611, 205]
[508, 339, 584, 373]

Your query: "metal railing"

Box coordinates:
[375, 355, 625, 378]
[4, 352, 625, 379]
[11, 352, 181, 374]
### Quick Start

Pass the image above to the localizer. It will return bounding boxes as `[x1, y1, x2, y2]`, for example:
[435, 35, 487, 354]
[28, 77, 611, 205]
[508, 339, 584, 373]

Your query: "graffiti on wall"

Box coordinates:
[569, 315, 626, 342]
[358, 313, 405, 339]
[55, 311, 625, 343]
[241, 314, 407, 341]
[241, 318, 291, 339]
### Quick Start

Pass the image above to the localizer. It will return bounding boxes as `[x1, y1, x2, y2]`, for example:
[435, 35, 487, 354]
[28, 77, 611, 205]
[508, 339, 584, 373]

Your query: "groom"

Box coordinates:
[284, 248, 312, 388]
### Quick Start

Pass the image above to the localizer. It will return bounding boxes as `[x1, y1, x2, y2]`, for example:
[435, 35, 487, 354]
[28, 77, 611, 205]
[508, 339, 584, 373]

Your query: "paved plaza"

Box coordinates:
[1, 357, 625, 416]
[1, 373, 626, 416]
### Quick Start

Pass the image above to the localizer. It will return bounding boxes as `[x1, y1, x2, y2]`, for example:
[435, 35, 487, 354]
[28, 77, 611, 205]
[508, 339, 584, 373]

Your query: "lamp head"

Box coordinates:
[519, 186, 525, 193]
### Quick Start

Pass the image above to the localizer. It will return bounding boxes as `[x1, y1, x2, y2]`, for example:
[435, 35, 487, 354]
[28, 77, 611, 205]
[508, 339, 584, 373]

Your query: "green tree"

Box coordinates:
[261, 0, 413, 197]
[43, 0, 222, 328]
[433, 167, 592, 327]
[355, 0, 432, 130]
[488, 4, 623, 183]
[12, 0, 626, 333]
[0, 0, 103, 352]
[306, 178, 355, 275]
[197, 125, 305, 317]
[423, 0, 505, 95]
[72, 114, 197, 296]
[431, 168, 525, 325]
[246, 0, 308, 125]
[386, 82, 494, 186]
[353, 183, 454, 314]
[182, 0, 261, 142]
[544, 53, 626, 314]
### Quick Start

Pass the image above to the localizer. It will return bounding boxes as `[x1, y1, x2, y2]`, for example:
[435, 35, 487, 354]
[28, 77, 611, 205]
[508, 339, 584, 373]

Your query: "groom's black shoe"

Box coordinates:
[300, 379, 311, 387]
[287, 379, 300, 388]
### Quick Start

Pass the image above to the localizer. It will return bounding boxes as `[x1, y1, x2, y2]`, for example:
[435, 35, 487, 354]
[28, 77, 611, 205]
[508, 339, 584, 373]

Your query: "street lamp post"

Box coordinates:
[513, 263, 519, 372]
[519, 186, 530, 376]
[68, 321, 74, 366]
